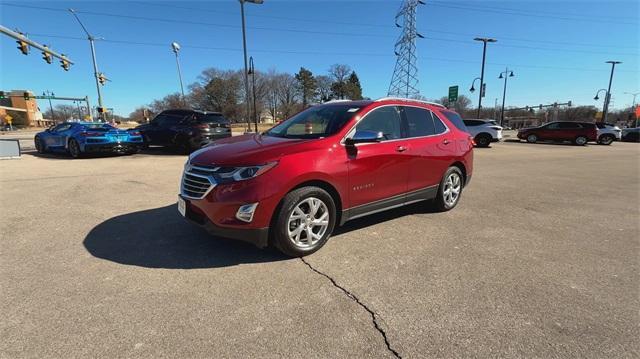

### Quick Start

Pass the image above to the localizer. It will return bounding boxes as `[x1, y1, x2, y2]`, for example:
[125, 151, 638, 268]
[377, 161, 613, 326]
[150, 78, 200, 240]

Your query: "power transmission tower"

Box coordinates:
[388, 0, 425, 98]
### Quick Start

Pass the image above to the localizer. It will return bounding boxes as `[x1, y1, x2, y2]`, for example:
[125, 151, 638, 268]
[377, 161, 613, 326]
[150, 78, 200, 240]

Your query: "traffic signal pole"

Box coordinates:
[0, 24, 74, 65]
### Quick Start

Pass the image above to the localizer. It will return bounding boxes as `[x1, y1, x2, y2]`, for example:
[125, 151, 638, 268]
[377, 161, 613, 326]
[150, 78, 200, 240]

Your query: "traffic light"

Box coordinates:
[16, 40, 29, 55]
[23, 92, 30, 100]
[0, 91, 5, 99]
[42, 46, 53, 64]
[60, 55, 70, 71]
[97, 107, 105, 113]
[97, 73, 107, 85]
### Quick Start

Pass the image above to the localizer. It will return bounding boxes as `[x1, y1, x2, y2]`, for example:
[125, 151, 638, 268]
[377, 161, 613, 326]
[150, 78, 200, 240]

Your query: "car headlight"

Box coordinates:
[218, 162, 278, 182]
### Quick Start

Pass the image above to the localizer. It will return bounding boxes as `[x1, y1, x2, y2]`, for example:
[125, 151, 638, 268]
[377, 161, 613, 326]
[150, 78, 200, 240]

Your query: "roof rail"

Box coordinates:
[374, 96, 446, 109]
[323, 99, 353, 104]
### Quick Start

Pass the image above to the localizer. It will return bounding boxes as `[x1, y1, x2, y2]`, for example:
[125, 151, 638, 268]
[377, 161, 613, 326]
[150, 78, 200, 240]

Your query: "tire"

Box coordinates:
[474, 133, 492, 148]
[598, 134, 615, 145]
[68, 138, 82, 158]
[34, 136, 46, 154]
[434, 167, 464, 212]
[574, 136, 588, 146]
[526, 134, 538, 143]
[272, 186, 337, 257]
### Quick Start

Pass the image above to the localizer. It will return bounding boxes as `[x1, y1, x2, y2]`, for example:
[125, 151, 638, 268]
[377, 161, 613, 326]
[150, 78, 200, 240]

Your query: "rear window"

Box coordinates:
[196, 113, 229, 124]
[441, 111, 468, 132]
[82, 123, 115, 131]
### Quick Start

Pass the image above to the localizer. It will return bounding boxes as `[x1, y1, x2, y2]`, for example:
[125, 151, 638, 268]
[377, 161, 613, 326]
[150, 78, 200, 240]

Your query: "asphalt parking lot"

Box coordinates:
[1, 135, 639, 358]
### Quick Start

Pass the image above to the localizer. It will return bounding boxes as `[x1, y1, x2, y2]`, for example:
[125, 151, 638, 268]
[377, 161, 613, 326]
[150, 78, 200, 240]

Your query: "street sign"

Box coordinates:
[5, 115, 12, 124]
[481, 83, 486, 98]
[448, 85, 458, 103]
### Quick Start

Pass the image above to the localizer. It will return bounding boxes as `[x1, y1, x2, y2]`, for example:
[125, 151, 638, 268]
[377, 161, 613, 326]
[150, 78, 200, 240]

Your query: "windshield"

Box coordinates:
[265, 104, 360, 139]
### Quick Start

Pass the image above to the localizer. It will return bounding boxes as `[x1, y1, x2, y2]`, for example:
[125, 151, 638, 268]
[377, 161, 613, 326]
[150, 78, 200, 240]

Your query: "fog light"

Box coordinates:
[236, 203, 258, 223]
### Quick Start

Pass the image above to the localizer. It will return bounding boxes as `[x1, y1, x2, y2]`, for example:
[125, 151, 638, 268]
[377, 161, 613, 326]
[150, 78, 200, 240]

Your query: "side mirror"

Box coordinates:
[345, 130, 384, 146]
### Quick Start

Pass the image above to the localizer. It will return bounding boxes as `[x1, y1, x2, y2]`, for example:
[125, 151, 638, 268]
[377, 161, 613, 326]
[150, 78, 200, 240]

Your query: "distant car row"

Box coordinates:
[34, 109, 232, 158]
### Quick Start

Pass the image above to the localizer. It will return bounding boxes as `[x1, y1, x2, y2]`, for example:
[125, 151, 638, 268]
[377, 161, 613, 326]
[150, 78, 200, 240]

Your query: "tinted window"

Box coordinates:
[53, 123, 72, 132]
[196, 113, 229, 124]
[441, 111, 467, 132]
[432, 113, 447, 134]
[356, 106, 401, 140]
[265, 104, 360, 139]
[403, 106, 435, 137]
[82, 123, 115, 131]
[463, 120, 482, 126]
[545, 122, 560, 129]
[559, 122, 581, 129]
[154, 113, 187, 127]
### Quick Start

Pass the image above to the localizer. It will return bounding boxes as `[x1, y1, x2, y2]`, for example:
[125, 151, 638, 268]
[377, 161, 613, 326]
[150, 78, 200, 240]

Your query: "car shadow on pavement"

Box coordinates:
[334, 201, 439, 236]
[83, 204, 288, 269]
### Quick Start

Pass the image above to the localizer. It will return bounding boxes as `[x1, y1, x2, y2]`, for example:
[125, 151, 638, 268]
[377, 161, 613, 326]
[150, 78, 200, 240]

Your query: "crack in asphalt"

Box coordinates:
[300, 257, 402, 358]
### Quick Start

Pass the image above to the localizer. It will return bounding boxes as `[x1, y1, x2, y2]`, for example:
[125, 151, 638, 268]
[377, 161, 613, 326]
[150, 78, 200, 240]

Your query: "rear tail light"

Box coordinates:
[128, 130, 141, 136]
[81, 131, 104, 137]
[469, 136, 476, 146]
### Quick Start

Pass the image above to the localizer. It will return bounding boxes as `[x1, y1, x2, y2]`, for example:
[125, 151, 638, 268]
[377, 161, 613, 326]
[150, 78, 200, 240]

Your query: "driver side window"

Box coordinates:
[546, 122, 560, 129]
[356, 106, 401, 140]
[52, 124, 72, 133]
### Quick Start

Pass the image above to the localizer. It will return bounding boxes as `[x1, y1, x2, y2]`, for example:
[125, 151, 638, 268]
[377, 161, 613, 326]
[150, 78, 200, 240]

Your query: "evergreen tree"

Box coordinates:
[345, 71, 363, 100]
[294, 67, 316, 107]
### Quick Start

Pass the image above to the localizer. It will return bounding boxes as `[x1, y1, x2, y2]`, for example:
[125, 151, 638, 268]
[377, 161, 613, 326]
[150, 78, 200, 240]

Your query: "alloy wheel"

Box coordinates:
[287, 197, 330, 249]
[443, 173, 461, 207]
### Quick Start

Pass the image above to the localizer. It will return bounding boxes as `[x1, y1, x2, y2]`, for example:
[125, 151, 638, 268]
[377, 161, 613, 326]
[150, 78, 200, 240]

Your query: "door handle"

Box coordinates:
[396, 146, 407, 152]
[443, 139, 450, 145]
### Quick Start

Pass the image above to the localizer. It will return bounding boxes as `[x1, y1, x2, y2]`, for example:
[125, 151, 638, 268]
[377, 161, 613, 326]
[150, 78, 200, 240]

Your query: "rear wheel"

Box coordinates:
[526, 134, 538, 143]
[574, 136, 588, 146]
[68, 139, 82, 158]
[434, 167, 464, 212]
[272, 186, 336, 257]
[598, 134, 614, 145]
[474, 133, 492, 148]
[35, 136, 46, 154]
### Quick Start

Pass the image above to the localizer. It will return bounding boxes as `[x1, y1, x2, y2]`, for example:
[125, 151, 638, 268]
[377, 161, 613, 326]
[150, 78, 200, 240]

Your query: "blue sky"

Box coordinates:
[1, 0, 638, 116]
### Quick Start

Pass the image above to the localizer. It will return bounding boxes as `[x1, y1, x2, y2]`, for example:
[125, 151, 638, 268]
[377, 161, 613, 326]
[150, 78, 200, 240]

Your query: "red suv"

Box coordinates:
[517, 121, 598, 145]
[177, 98, 474, 256]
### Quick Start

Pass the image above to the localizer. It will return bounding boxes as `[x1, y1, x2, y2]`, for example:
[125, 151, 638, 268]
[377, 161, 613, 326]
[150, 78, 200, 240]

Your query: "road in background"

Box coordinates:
[1, 142, 638, 357]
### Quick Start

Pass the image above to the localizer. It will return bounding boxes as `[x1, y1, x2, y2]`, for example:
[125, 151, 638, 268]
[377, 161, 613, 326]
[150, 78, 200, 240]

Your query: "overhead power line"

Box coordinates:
[25, 33, 639, 74]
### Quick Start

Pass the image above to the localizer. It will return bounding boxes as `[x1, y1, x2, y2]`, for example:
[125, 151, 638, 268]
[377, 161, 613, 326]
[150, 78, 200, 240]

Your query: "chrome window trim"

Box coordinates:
[340, 103, 450, 146]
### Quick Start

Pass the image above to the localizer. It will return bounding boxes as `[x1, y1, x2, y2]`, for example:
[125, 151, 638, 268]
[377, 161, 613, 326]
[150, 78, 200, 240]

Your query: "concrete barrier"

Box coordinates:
[0, 139, 21, 158]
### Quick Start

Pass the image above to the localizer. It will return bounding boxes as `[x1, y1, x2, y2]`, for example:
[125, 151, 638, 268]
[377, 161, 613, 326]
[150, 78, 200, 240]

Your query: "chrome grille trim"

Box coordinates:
[181, 166, 218, 200]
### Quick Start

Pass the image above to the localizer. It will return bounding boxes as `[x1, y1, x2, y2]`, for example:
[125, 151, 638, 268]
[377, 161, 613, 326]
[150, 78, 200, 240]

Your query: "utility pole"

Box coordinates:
[498, 68, 515, 127]
[43, 90, 55, 122]
[473, 37, 497, 118]
[239, 0, 264, 132]
[624, 91, 639, 127]
[171, 42, 186, 106]
[69, 9, 106, 120]
[602, 61, 621, 123]
[248, 56, 258, 133]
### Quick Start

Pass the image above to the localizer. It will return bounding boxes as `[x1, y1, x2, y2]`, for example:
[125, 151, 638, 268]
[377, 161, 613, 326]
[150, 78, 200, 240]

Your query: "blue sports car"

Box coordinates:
[34, 122, 144, 158]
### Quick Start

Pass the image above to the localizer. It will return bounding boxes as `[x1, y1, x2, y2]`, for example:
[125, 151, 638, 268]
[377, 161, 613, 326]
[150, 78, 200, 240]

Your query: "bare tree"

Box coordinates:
[315, 75, 332, 102]
[328, 64, 352, 99]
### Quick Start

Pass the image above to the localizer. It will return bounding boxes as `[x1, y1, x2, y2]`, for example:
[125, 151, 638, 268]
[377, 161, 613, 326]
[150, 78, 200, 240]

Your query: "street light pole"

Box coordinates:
[624, 91, 639, 127]
[602, 61, 622, 123]
[69, 9, 105, 121]
[473, 37, 497, 118]
[239, 0, 263, 133]
[171, 42, 186, 107]
[498, 68, 515, 127]
[248, 56, 258, 133]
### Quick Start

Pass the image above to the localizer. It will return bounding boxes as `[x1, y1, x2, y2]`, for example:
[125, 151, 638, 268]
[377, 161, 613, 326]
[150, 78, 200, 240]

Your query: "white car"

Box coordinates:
[462, 119, 503, 147]
[595, 123, 622, 145]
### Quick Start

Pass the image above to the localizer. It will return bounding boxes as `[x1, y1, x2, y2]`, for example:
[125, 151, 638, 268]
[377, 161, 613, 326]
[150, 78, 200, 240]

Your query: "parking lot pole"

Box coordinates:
[499, 68, 514, 127]
[603, 61, 621, 124]
[44, 90, 55, 122]
[473, 37, 497, 118]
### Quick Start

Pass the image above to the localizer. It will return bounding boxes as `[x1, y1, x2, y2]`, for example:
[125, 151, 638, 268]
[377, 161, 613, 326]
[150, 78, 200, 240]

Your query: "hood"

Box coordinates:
[189, 134, 309, 166]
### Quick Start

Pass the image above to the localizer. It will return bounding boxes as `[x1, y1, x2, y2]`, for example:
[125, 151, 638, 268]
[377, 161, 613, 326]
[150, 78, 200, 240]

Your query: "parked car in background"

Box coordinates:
[136, 109, 231, 153]
[178, 98, 474, 256]
[595, 123, 622, 145]
[621, 127, 640, 142]
[462, 119, 503, 147]
[34, 122, 143, 158]
[517, 121, 597, 145]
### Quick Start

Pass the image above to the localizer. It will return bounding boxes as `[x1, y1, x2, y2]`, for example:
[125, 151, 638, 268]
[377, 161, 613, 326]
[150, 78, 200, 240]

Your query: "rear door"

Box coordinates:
[46, 123, 73, 149]
[401, 106, 450, 195]
[150, 111, 188, 145]
[539, 122, 560, 140]
[558, 122, 583, 140]
[346, 105, 410, 212]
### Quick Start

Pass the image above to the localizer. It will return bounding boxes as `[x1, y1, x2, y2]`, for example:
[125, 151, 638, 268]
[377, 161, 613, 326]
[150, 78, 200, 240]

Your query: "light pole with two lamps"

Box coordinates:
[473, 37, 497, 118]
[498, 68, 515, 127]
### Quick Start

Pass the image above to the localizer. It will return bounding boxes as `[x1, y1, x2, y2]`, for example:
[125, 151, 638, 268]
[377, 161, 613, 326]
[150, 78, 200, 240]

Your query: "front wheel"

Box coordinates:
[35, 136, 46, 154]
[68, 138, 82, 158]
[526, 134, 538, 143]
[272, 187, 336, 257]
[434, 167, 464, 212]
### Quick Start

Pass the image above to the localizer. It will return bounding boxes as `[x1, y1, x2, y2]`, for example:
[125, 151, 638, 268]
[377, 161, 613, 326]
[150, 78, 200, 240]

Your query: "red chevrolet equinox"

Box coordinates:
[178, 98, 474, 256]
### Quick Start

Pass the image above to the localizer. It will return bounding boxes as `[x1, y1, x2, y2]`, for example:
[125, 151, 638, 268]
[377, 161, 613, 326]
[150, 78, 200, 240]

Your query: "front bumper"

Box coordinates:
[83, 142, 142, 153]
[180, 196, 269, 248]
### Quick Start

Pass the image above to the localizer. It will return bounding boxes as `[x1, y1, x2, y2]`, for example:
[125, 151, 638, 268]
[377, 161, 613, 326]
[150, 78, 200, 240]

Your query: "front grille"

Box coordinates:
[181, 165, 219, 199]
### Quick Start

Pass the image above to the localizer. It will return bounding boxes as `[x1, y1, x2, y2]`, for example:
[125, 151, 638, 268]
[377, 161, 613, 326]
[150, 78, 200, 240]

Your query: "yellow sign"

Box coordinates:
[84, 115, 92, 120]
[595, 111, 603, 120]
[5, 115, 12, 124]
